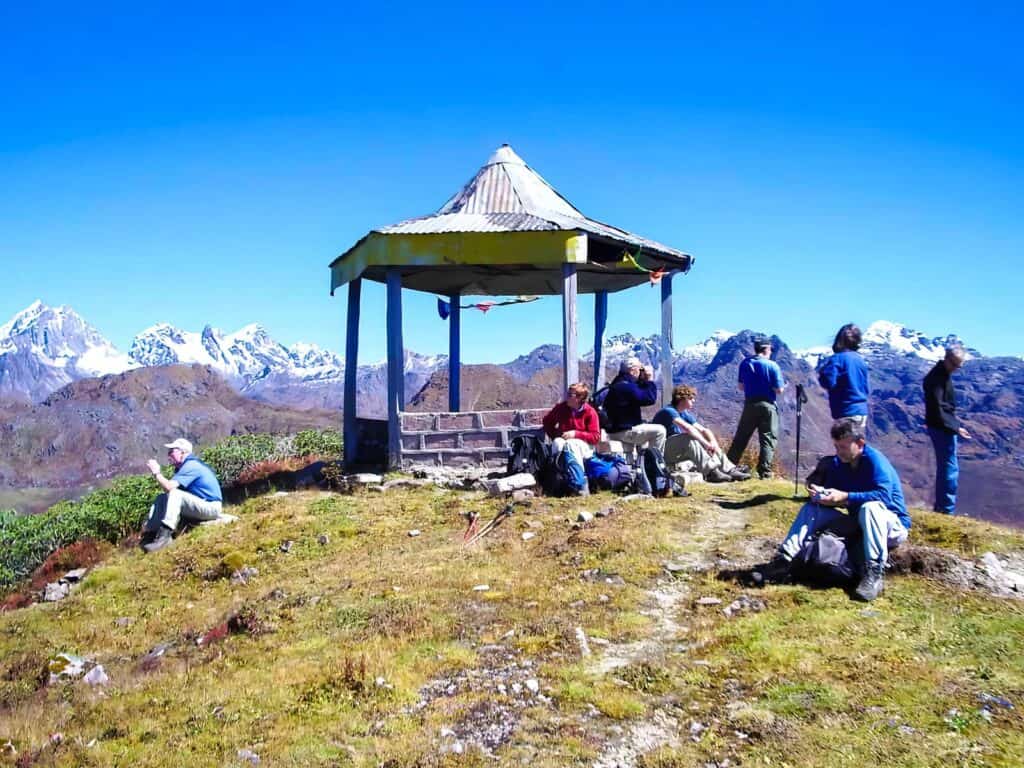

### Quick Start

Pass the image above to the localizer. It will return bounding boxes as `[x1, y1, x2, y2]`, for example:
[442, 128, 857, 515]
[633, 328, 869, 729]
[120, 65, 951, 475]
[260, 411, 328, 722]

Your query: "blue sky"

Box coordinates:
[1, 2, 1021, 362]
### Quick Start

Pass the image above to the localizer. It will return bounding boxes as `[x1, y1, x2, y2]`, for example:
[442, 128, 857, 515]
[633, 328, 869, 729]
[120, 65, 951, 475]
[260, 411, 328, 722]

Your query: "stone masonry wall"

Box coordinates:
[399, 409, 548, 468]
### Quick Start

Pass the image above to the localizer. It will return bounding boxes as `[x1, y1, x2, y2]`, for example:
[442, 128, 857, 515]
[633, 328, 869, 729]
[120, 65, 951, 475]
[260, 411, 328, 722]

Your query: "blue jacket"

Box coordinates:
[809, 445, 909, 529]
[738, 356, 784, 402]
[818, 350, 870, 418]
[605, 374, 658, 432]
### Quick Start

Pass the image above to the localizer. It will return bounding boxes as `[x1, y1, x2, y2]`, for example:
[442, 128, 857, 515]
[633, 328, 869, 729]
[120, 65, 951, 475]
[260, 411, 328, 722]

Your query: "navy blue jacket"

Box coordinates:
[818, 350, 870, 418]
[605, 374, 658, 432]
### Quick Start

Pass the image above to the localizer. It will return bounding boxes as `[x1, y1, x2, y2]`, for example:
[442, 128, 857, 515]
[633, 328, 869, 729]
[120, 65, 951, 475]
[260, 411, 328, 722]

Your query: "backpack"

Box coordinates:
[585, 453, 635, 493]
[791, 523, 864, 587]
[638, 446, 686, 498]
[542, 449, 588, 497]
[507, 434, 552, 478]
[590, 386, 612, 433]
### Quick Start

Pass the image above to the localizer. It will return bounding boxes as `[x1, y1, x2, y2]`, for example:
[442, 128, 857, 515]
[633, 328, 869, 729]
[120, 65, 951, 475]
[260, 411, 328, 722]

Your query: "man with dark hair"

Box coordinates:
[726, 338, 785, 479]
[654, 384, 750, 482]
[818, 323, 870, 428]
[141, 438, 223, 553]
[769, 418, 910, 601]
[924, 344, 971, 514]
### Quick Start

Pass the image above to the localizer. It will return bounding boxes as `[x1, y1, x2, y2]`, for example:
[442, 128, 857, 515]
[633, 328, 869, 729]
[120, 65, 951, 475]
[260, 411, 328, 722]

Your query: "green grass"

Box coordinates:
[1, 479, 1022, 766]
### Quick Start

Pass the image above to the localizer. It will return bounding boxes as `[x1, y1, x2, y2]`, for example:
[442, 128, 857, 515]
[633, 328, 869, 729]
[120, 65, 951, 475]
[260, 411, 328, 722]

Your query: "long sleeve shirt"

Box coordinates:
[806, 445, 909, 529]
[923, 361, 959, 432]
[542, 402, 601, 444]
[604, 374, 658, 432]
[818, 350, 870, 418]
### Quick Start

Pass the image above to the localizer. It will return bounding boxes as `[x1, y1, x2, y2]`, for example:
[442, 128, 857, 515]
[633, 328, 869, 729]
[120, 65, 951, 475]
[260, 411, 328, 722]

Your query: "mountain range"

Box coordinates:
[2, 301, 1022, 524]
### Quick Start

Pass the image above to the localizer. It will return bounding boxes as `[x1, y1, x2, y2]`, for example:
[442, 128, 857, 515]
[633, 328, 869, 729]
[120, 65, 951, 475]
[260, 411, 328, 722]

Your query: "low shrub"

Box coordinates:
[200, 429, 342, 487]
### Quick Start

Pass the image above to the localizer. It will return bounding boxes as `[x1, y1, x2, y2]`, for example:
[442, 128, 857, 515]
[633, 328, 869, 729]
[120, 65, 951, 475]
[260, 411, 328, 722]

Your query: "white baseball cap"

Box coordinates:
[164, 438, 193, 454]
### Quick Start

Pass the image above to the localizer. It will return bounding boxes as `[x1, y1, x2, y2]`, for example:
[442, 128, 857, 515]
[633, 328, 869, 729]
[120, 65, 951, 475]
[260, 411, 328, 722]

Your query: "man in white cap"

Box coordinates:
[141, 438, 223, 553]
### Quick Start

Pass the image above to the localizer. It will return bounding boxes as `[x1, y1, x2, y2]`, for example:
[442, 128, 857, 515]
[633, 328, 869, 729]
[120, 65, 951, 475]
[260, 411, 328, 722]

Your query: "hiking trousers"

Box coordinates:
[607, 423, 667, 456]
[726, 400, 778, 478]
[552, 437, 595, 467]
[146, 489, 222, 532]
[664, 434, 737, 477]
[780, 501, 908, 565]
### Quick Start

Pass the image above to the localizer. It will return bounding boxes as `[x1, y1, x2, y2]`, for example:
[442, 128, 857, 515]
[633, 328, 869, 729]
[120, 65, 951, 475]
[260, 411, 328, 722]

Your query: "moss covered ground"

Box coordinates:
[1, 480, 1022, 766]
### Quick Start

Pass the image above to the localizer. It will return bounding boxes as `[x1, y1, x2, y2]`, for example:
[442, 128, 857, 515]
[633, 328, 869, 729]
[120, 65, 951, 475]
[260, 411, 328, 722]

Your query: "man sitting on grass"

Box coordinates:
[767, 418, 910, 601]
[653, 385, 751, 483]
[141, 438, 223, 553]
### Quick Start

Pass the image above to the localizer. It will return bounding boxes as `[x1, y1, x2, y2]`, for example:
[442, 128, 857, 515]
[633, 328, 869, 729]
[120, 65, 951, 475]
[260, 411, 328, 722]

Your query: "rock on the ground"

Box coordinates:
[350, 473, 383, 485]
[47, 653, 88, 684]
[62, 568, 88, 583]
[483, 473, 536, 496]
[83, 665, 109, 686]
[577, 510, 594, 523]
[44, 582, 70, 602]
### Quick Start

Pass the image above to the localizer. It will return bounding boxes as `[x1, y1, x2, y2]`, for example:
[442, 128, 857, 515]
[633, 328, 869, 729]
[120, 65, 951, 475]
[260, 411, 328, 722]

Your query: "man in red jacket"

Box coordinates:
[542, 382, 601, 466]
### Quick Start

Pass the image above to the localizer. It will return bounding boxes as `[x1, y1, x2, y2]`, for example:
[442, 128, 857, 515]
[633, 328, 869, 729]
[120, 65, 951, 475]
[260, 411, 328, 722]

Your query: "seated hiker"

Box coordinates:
[654, 385, 751, 483]
[768, 418, 910, 601]
[542, 382, 601, 466]
[604, 357, 666, 455]
[141, 438, 223, 553]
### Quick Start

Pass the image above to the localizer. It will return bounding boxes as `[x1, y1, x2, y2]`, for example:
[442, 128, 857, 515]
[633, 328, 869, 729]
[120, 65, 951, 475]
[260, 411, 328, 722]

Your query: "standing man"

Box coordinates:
[924, 344, 971, 515]
[727, 338, 785, 479]
[770, 418, 910, 602]
[141, 438, 223, 553]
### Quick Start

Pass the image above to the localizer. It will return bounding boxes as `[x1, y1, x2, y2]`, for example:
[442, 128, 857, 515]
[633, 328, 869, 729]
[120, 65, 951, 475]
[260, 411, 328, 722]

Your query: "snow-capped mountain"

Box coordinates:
[794, 321, 978, 366]
[0, 301, 138, 402]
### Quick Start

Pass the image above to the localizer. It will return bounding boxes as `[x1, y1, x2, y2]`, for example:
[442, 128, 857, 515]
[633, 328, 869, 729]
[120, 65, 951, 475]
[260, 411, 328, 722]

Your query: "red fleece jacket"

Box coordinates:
[542, 402, 601, 445]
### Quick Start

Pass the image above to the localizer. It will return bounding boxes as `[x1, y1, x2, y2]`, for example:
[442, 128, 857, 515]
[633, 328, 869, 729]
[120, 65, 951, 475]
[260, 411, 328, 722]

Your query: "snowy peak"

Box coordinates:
[861, 321, 974, 361]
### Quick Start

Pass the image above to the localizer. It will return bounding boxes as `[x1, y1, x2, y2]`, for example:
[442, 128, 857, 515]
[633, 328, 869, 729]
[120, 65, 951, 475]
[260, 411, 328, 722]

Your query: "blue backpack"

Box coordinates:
[585, 454, 635, 492]
[543, 449, 588, 497]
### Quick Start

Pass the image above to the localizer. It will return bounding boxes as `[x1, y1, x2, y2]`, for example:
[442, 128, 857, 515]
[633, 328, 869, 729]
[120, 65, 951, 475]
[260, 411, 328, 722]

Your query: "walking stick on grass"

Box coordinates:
[794, 383, 808, 497]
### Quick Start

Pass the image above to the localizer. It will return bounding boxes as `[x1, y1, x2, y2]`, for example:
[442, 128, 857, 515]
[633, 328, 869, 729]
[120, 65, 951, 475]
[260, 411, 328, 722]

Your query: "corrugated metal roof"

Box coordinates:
[375, 144, 688, 260]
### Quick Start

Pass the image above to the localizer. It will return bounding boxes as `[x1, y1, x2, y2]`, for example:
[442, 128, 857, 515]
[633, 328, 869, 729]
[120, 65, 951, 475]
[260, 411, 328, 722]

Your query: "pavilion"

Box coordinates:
[330, 145, 694, 469]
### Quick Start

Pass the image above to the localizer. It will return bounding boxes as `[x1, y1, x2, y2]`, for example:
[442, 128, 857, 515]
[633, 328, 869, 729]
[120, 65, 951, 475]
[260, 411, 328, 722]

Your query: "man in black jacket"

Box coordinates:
[923, 344, 971, 514]
[605, 357, 666, 455]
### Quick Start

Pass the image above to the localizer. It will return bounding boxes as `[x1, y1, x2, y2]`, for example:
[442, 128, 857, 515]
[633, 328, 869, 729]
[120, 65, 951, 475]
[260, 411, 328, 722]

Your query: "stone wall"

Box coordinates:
[399, 409, 548, 468]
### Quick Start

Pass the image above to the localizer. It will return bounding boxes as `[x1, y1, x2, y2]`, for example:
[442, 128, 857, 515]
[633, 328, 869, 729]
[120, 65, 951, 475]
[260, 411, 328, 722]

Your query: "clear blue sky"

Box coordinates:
[1, 2, 1021, 363]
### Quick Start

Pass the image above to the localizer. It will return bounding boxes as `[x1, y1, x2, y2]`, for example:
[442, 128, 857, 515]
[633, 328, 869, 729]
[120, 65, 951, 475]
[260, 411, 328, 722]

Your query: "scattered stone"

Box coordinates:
[237, 748, 260, 765]
[472, 584, 490, 592]
[590, 637, 610, 647]
[49, 733, 63, 746]
[273, 491, 289, 497]
[577, 510, 594, 524]
[663, 561, 687, 575]
[369, 485, 385, 493]
[722, 594, 765, 618]
[43, 582, 70, 602]
[47, 653, 89, 684]
[138, 643, 172, 672]
[483, 473, 536, 496]
[575, 626, 591, 657]
[598, 594, 610, 603]
[382, 477, 433, 491]
[521, 532, 536, 541]
[696, 597, 723, 606]
[897, 724, 915, 735]
[595, 506, 614, 518]
[619, 493, 654, 502]
[230, 566, 259, 585]
[114, 617, 134, 627]
[860, 609, 881, 619]
[200, 513, 238, 526]
[350, 473, 383, 485]
[408, 529, 422, 537]
[317, 534, 330, 545]
[279, 540, 293, 553]
[525, 678, 540, 694]
[83, 665, 108, 686]
[62, 568, 87, 583]
[978, 692, 1014, 709]
[690, 720, 707, 741]
[569, 600, 585, 609]
[511, 489, 535, 503]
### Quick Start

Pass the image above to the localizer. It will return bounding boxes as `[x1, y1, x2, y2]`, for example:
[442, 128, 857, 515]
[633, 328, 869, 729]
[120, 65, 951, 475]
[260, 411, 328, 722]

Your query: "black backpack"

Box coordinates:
[590, 386, 612, 433]
[541, 449, 589, 497]
[638, 446, 686, 498]
[791, 522, 864, 587]
[507, 434, 552, 478]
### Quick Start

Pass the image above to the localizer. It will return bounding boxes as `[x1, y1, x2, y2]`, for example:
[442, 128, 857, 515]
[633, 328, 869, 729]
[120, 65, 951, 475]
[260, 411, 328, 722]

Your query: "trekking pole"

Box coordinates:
[794, 384, 808, 497]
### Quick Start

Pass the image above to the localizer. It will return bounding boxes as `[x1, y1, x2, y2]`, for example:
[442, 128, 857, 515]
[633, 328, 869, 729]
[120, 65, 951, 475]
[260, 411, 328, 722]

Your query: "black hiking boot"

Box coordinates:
[855, 562, 886, 602]
[707, 468, 733, 483]
[753, 553, 792, 585]
[728, 467, 752, 481]
[142, 525, 174, 554]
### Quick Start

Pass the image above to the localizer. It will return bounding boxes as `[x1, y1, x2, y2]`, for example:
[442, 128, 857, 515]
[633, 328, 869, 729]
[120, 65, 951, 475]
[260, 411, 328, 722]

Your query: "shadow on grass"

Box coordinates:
[716, 560, 858, 598]
[714, 493, 795, 510]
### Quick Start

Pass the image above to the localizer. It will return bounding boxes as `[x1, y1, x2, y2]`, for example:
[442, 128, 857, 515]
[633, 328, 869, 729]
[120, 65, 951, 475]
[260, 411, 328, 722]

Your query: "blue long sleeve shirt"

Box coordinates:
[818, 350, 870, 418]
[605, 374, 658, 432]
[809, 445, 909, 529]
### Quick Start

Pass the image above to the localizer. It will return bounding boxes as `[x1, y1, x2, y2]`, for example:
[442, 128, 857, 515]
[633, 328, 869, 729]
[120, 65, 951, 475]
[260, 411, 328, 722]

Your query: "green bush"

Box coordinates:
[199, 434, 277, 487]
[292, 429, 342, 459]
[0, 509, 17, 530]
[0, 475, 154, 590]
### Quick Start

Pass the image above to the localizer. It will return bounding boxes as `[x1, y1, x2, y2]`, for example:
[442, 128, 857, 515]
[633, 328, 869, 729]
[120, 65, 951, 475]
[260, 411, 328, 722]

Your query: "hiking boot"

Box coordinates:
[142, 526, 174, 554]
[735, 464, 751, 474]
[754, 554, 792, 584]
[728, 467, 752, 481]
[855, 562, 885, 602]
[707, 468, 733, 483]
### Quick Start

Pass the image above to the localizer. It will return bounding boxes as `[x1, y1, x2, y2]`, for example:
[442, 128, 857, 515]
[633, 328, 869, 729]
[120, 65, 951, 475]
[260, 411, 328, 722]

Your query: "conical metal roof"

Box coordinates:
[330, 144, 693, 295]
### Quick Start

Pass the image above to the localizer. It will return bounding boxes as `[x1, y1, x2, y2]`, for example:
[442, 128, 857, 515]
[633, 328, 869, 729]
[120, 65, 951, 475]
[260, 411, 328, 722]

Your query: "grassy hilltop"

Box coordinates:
[1, 480, 1023, 767]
